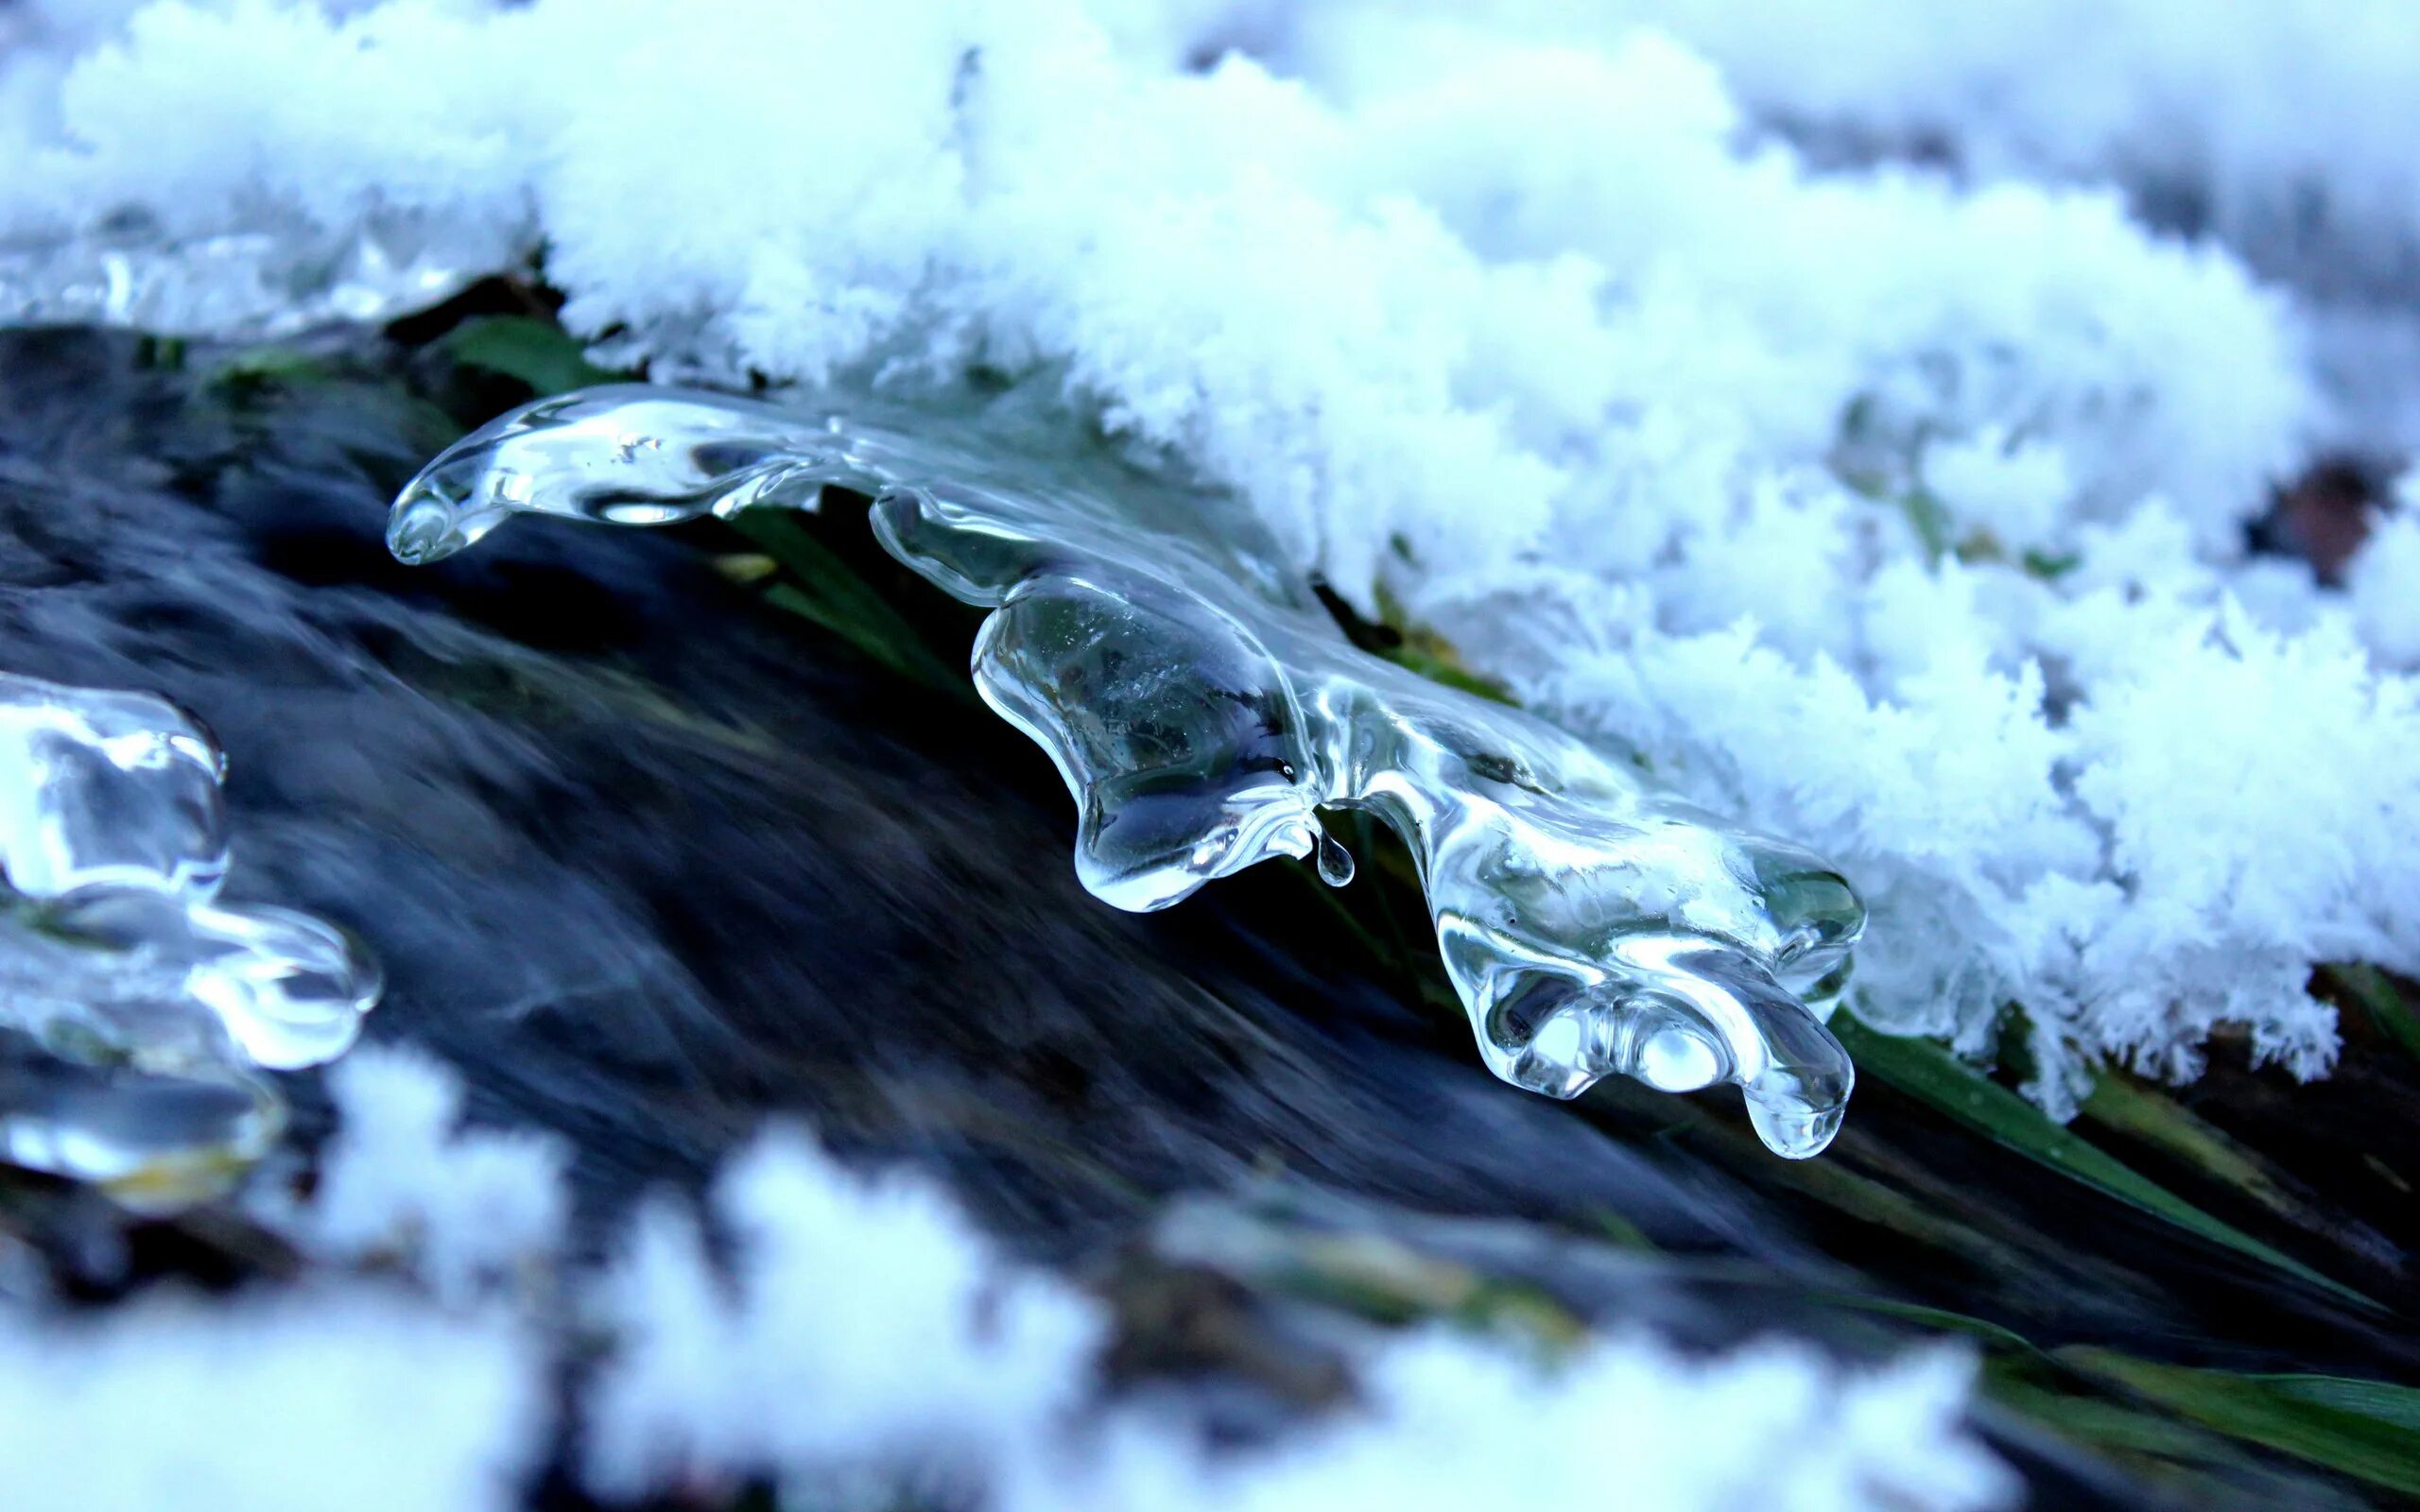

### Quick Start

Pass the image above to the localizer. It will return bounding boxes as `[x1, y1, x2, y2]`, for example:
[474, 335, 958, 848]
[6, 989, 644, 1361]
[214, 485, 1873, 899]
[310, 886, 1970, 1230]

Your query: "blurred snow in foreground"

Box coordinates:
[3, 0, 2417, 1104]
[0, 1288, 544, 1512]
[0, 1047, 2013, 1510]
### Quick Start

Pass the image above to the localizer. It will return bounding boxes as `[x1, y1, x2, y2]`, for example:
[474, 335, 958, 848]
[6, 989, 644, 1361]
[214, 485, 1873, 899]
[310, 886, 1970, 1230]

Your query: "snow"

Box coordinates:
[1051, 1334, 2010, 1512]
[2, 1045, 2008, 1509]
[0, 1287, 545, 1512]
[2349, 483, 2420, 668]
[584, 1127, 1105, 1501]
[291, 1045, 570, 1303]
[1317, 1, 2420, 300]
[0, 0, 2415, 1103]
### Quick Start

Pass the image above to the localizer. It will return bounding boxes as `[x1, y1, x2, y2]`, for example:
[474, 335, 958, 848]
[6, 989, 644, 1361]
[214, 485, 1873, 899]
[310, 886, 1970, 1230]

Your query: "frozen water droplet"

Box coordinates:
[1315, 828, 1356, 887]
[388, 496, 464, 565]
[0, 1042, 284, 1212]
[388, 383, 1872, 1155]
[181, 903, 384, 1070]
[1744, 1093, 1847, 1160]
[0, 677, 229, 900]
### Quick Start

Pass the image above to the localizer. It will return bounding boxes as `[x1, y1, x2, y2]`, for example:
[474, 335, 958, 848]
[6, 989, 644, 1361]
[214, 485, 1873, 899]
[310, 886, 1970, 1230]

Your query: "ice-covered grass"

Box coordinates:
[2, 0, 2416, 1106]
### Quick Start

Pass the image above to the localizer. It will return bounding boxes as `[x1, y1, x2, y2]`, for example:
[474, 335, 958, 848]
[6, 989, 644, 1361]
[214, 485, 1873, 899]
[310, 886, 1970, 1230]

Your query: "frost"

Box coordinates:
[2347, 486, 2420, 668]
[0, 1042, 2000, 1508]
[1335, 2, 2420, 296]
[1059, 1333, 2012, 1512]
[1923, 429, 2075, 556]
[0, 1288, 545, 1512]
[295, 1044, 569, 1302]
[0, 0, 2411, 1095]
[586, 1129, 1106, 1501]
[582, 1124, 2005, 1512]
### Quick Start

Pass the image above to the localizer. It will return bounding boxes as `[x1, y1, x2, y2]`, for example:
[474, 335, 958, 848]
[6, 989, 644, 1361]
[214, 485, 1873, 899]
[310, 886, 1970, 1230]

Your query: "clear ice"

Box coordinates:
[0, 210, 488, 340]
[0, 673, 380, 1206]
[389, 386, 1867, 1158]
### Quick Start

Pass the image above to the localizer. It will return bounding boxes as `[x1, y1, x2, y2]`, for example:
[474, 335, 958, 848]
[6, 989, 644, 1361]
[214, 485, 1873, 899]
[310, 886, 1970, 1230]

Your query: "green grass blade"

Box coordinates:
[2081, 1074, 2330, 1241]
[2255, 1375, 2420, 1433]
[734, 514, 966, 693]
[205, 344, 333, 398]
[1819, 1293, 2039, 1354]
[2320, 963, 2420, 1066]
[442, 316, 622, 395]
[2061, 1350, 2420, 1495]
[1834, 1014, 2376, 1310]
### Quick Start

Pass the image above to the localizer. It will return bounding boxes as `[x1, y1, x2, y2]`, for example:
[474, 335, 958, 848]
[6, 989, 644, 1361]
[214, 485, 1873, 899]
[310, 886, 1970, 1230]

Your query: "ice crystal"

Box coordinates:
[389, 384, 1868, 1156]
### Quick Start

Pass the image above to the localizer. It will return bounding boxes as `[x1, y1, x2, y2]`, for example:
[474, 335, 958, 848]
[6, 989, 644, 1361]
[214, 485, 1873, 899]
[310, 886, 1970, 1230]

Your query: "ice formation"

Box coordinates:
[3, 0, 2417, 1108]
[0, 671, 379, 1205]
[389, 385, 1868, 1156]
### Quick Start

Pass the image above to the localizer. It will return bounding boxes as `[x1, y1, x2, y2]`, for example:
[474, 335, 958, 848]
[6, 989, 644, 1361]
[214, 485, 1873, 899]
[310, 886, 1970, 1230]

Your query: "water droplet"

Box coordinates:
[1315, 829, 1356, 887]
[1744, 1094, 1847, 1160]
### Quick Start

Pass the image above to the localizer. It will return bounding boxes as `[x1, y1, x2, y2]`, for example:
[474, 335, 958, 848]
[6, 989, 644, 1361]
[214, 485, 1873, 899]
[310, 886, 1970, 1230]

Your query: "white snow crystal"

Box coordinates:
[1923, 428, 2076, 557]
[585, 1128, 2006, 1512]
[0, 1042, 2001, 1509]
[2348, 487, 2420, 668]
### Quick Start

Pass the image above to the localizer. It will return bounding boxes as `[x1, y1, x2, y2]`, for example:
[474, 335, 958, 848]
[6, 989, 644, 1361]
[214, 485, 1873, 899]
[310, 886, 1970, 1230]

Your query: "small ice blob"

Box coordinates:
[0, 677, 230, 899]
[0, 673, 381, 1207]
[389, 384, 1867, 1157]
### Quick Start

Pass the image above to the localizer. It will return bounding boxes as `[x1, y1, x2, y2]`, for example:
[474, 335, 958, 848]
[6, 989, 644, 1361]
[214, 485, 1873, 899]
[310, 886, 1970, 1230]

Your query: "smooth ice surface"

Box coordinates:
[390, 386, 1866, 1157]
[0, 671, 380, 1204]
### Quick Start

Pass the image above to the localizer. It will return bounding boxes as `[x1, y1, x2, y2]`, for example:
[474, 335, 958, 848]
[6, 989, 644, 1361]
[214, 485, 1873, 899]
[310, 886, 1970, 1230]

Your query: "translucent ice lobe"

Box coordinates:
[179, 903, 384, 1071]
[971, 574, 1324, 912]
[0, 1039, 285, 1204]
[0, 674, 230, 900]
[389, 385, 1868, 1158]
[389, 387, 851, 564]
[0, 673, 380, 1206]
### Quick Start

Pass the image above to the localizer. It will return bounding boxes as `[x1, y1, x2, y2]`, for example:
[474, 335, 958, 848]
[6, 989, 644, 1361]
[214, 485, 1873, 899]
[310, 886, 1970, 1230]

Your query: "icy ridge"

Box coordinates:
[389, 383, 1873, 1157]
